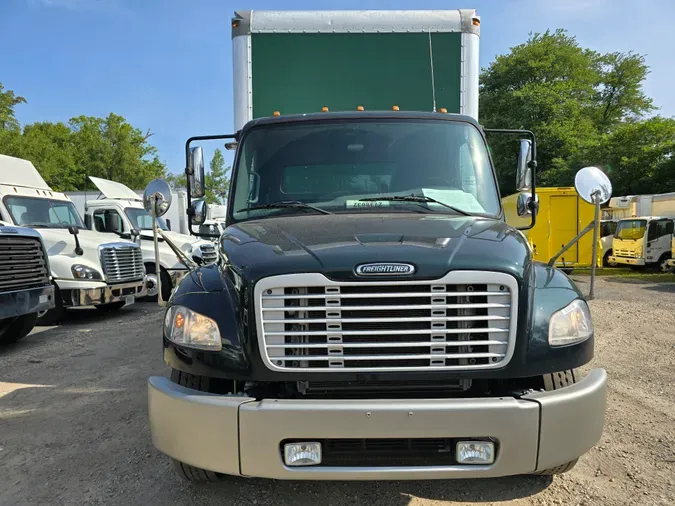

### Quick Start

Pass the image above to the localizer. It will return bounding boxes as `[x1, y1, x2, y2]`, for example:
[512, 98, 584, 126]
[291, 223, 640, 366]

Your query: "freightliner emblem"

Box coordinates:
[355, 263, 416, 276]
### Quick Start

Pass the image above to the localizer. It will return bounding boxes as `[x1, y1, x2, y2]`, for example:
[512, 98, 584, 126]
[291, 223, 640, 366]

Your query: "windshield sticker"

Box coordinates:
[346, 200, 391, 209]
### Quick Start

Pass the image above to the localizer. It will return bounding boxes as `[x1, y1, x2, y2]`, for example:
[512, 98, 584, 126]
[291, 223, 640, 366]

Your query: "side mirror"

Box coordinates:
[187, 146, 205, 199]
[143, 179, 173, 217]
[190, 199, 208, 226]
[166, 219, 172, 231]
[516, 139, 533, 191]
[107, 213, 122, 233]
[517, 192, 539, 217]
[574, 166, 613, 205]
[68, 225, 79, 236]
[130, 228, 141, 245]
[84, 214, 92, 229]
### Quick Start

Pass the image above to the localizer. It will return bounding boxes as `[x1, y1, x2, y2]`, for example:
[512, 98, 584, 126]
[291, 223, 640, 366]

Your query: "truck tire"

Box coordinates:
[144, 264, 172, 303]
[169, 369, 224, 482]
[0, 313, 38, 345]
[36, 285, 65, 326]
[94, 301, 126, 312]
[533, 370, 579, 475]
[603, 250, 616, 267]
[658, 254, 674, 273]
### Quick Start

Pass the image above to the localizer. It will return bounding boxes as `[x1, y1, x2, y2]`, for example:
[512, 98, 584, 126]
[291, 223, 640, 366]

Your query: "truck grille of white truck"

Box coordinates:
[198, 243, 218, 264]
[255, 271, 518, 372]
[99, 243, 145, 284]
[0, 236, 49, 293]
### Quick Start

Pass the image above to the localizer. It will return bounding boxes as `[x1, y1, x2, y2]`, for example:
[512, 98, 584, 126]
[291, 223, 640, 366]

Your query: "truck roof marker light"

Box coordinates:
[357, 105, 365, 111]
[232, 20, 240, 28]
[439, 108, 448, 113]
[322, 106, 329, 112]
[273, 111, 281, 116]
[472, 18, 480, 26]
[392, 105, 400, 111]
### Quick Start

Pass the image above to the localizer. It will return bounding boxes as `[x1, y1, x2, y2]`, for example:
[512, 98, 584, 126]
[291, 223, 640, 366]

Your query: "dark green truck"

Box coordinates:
[145, 9, 607, 482]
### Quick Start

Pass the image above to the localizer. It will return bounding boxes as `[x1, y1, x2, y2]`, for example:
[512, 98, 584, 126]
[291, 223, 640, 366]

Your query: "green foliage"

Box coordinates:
[480, 29, 666, 198]
[204, 148, 230, 204]
[0, 83, 26, 131]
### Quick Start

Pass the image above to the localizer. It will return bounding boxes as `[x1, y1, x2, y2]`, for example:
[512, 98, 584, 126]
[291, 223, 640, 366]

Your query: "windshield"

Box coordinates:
[600, 221, 617, 238]
[125, 207, 168, 231]
[5, 196, 85, 229]
[231, 119, 500, 221]
[615, 219, 647, 240]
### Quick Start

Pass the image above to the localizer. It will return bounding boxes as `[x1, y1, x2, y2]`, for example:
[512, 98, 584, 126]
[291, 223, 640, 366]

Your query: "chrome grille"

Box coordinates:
[99, 243, 144, 283]
[255, 272, 518, 372]
[198, 243, 218, 264]
[0, 236, 49, 293]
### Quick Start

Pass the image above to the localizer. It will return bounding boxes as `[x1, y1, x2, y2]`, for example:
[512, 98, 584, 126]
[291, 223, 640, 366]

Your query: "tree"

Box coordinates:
[479, 29, 657, 196]
[69, 113, 166, 190]
[204, 148, 230, 204]
[0, 83, 26, 131]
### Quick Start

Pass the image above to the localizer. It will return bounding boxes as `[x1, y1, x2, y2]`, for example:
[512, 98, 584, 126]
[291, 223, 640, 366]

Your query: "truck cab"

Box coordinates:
[0, 154, 147, 324]
[600, 219, 618, 267]
[145, 9, 607, 484]
[609, 216, 674, 271]
[83, 176, 217, 301]
[0, 221, 55, 344]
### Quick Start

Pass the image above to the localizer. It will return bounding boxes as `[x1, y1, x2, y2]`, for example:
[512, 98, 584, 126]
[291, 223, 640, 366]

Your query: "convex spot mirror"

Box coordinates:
[190, 199, 208, 226]
[516, 139, 533, 192]
[574, 166, 612, 205]
[143, 179, 173, 217]
[517, 192, 539, 217]
[188, 146, 205, 199]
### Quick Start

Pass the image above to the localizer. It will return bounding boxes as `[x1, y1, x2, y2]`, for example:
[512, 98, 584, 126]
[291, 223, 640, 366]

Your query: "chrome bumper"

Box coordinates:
[609, 256, 644, 266]
[0, 285, 55, 320]
[148, 369, 607, 480]
[67, 278, 148, 307]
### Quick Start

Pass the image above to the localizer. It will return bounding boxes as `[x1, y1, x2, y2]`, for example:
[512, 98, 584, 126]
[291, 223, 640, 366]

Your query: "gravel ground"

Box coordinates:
[1, 277, 674, 506]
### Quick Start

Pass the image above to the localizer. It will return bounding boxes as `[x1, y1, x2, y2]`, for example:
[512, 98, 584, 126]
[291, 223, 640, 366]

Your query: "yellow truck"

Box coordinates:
[668, 236, 675, 269]
[503, 187, 615, 268]
[609, 216, 674, 272]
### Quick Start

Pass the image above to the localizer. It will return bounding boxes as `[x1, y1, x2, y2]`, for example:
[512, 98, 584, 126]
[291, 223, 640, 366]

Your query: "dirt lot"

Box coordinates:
[1, 277, 674, 506]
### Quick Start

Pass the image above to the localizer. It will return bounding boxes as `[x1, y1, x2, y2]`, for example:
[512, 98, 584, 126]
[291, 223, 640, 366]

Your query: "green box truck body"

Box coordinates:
[232, 10, 480, 130]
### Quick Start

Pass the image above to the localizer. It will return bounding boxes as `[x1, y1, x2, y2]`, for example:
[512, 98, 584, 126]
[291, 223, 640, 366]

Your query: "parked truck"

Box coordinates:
[608, 216, 674, 271]
[73, 176, 217, 301]
[0, 154, 147, 324]
[0, 221, 55, 345]
[503, 187, 616, 268]
[146, 9, 607, 482]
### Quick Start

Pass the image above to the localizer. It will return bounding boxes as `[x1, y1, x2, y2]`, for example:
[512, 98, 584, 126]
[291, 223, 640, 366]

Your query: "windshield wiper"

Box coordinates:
[237, 200, 333, 215]
[358, 195, 472, 216]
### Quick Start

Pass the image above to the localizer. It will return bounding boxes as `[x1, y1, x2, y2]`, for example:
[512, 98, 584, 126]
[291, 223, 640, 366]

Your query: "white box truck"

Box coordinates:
[0, 154, 147, 324]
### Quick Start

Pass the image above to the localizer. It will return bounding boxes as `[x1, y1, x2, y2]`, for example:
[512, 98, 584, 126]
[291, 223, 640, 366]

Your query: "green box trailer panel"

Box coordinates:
[250, 32, 462, 119]
[231, 10, 481, 131]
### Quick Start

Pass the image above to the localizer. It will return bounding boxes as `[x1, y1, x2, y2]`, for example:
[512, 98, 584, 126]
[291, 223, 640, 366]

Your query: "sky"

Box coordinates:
[1, 0, 674, 179]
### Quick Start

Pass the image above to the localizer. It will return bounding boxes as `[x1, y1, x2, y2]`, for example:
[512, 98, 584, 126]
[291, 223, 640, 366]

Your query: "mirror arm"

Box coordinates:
[184, 133, 237, 239]
[483, 128, 538, 231]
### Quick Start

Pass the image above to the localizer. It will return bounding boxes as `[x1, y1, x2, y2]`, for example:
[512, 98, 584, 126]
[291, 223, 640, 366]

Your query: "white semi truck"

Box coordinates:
[76, 176, 218, 301]
[0, 154, 147, 324]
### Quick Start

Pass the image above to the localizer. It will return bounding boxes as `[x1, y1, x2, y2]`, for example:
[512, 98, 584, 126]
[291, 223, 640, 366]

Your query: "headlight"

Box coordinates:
[164, 305, 222, 351]
[635, 246, 643, 258]
[548, 299, 593, 347]
[71, 264, 102, 280]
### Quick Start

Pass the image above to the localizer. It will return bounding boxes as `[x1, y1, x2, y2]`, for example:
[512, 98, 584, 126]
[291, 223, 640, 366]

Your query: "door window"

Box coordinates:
[93, 209, 124, 234]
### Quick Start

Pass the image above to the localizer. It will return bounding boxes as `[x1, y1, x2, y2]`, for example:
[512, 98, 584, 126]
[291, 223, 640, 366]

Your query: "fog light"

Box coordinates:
[284, 442, 322, 466]
[456, 441, 495, 464]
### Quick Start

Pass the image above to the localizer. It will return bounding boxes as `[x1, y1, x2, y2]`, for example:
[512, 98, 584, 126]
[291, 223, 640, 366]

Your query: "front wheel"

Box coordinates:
[658, 255, 674, 273]
[603, 250, 617, 267]
[0, 313, 38, 345]
[143, 264, 172, 302]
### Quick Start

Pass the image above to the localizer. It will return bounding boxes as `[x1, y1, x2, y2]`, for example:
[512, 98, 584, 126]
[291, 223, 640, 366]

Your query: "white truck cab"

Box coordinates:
[600, 219, 618, 267]
[0, 155, 147, 324]
[609, 216, 674, 271]
[83, 176, 217, 301]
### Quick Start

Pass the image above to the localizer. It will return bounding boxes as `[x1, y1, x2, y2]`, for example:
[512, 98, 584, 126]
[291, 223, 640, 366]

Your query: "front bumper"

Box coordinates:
[0, 285, 55, 320]
[62, 278, 148, 307]
[609, 256, 645, 266]
[148, 368, 607, 480]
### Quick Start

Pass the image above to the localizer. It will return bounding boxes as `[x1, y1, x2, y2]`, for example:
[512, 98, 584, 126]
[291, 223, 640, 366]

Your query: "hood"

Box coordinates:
[137, 229, 207, 252]
[88, 176, 142, 201]
[220, 214, 532, 282]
